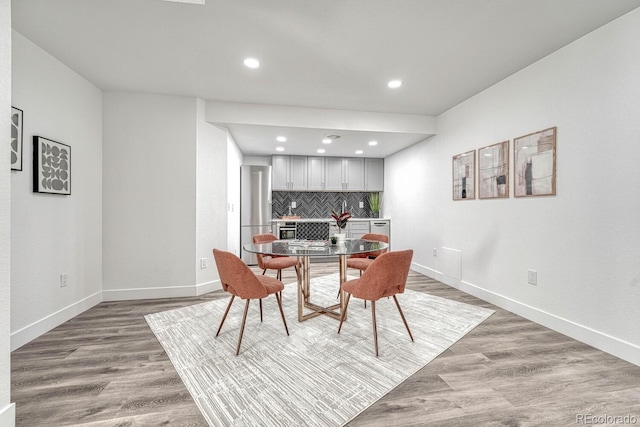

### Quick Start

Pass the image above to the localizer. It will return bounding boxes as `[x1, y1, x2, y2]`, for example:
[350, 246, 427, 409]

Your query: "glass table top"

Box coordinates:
[243, 239, 388, 257]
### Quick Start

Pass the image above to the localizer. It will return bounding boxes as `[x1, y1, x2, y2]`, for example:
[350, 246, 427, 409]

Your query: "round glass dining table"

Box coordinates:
[243, 239, 389, 322]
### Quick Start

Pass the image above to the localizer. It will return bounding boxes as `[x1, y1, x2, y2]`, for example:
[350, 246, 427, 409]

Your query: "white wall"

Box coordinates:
[102, 92, 199, 300]
[0, 0, 14, 423]
[386, 8, 640, 365]
[226, 133, 243, 257]
[10, 31, 103, 351]
[196, 98, 227, 292]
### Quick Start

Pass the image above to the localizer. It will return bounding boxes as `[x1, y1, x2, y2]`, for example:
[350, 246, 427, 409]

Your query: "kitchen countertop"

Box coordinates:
[271, 217, 389, 223]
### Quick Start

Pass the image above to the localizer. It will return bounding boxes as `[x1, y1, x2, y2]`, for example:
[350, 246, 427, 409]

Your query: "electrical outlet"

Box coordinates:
[528, 269, 537, 285]
[200, 258, 207, 269]
[60, 273, 68, 288]
[359, 201, 364, 208]
[291, 201, 297, 208]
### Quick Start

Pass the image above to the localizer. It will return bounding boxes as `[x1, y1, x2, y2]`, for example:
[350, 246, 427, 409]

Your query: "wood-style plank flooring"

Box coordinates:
[11, 264, 640, 426]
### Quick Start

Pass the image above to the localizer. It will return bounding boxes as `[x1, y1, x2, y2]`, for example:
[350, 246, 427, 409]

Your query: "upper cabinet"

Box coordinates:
[273, 155, 382, 192]
[307, 156, 326, 191]
[272, 155, 307, 191]
[325, 157, 364, 191]
[365, 158, 384, 191]
[344, 158, 365, 191]
[324, 157, 344, 191]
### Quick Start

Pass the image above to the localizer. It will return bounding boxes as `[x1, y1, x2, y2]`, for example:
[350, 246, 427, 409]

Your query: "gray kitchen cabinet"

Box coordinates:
[344, 158, 365, 190]
[307, 156, 325, 191]
[324, 157, 344, 191]
[272, 155, 307, 191]
[272, 155, 290, 190]
[324, 157, 366, 191]
[365, 158, 384, 191]
[347, 220, 370, 239]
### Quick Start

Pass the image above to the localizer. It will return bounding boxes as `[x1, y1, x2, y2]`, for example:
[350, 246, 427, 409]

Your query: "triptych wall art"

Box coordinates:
[10, 107, 72, 196]
[452, 150, 475, 200]
[11, 106, 23, 171]
[453, 127, 556, 200]
[33, 136, 71, 195]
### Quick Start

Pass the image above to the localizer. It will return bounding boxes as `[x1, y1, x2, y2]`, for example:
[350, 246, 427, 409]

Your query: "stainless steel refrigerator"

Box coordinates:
[240, 165, 273, 265]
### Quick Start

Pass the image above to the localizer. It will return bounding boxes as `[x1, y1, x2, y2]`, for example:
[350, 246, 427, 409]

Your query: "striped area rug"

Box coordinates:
[145, 274, 494, 426]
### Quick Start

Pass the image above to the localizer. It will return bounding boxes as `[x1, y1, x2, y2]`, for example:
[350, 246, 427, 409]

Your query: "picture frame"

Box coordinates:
[514, 127, 556, 197]
[478, 140, 509, 199]
[452, 150, 476, 200]
[11, 106, 23, 171]
[33, 136, 71, 195]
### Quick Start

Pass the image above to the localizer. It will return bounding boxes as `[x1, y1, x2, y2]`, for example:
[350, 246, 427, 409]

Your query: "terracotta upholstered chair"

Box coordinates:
[253, 233, 298, 281]
[346, 233, 389, 275]
[338, 249, 414, 356]
[343, 233, 389, 306]
[213, 249, 289, 355]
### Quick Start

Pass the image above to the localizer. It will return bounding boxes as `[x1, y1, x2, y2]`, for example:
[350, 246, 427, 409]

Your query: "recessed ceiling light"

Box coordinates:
[276, 136, 287, 142]
[388, 79, 402, 89]
[317, 148, 326, 154]
[322, 138, 332, 144]
[355, 150, 364, 155]
[243, 58, 260, 69]
[368, 140, 378, 146]
[276, 146, 285, 152]
[162, 0, 205, 4]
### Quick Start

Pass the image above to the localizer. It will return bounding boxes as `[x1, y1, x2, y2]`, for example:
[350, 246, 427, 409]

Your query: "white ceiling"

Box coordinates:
[11, 0, 640, 157]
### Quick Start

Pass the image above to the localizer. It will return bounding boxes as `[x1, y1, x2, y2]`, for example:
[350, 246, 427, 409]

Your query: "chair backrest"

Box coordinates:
[357, 249, 413, 300]
[350, 233, 389, 259]
[252, 233, 278, 268]
[213, 249, 269, 299]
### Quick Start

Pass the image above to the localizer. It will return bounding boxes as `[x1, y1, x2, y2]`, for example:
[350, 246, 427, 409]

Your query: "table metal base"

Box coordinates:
[296, 254, 348, 322]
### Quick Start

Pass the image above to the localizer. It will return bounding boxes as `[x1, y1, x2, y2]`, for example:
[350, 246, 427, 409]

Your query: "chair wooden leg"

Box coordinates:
[259, 298, 263, 322]
[236, 299, 250, 355]
[275, 292, 289, 336]
[262, 269, 267, 275]
[371, 300, 379, 356]
[337, 293, 351, 334]
[359, 271, 367, 308]
[393, 295, 414, 342]
[216, 295, 235, 337]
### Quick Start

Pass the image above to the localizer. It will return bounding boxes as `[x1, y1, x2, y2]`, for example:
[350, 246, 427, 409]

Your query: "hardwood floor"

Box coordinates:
[11, 264, 640, 426]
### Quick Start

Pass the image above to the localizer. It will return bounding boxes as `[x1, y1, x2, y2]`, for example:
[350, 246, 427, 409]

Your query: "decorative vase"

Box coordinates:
[336, 232, 346, 244]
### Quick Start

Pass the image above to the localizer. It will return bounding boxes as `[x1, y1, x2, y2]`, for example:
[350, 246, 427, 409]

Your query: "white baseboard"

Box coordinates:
[11, 292, 103, 351]
[102, 280, 221, 302]
[411, 262, 640, 367]
[196, 280, 221, 296]
[11, 282, 223, 351]
[0, 403, 15, 427]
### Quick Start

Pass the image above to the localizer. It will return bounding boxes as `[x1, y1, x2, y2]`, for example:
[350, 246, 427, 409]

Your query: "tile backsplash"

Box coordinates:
[272, 191, 379, 219]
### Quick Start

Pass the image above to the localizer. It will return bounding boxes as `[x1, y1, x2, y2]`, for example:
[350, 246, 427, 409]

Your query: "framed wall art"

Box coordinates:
[33, 136, 71, 195]
[514, 127, 556, 197]
[452, 150, 475, 200]
[478, 140, 509, 199]
[11, 106, 23, 171]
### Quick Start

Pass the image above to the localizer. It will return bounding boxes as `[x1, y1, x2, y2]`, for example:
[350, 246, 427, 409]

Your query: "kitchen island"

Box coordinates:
[271, 217, 391, 244]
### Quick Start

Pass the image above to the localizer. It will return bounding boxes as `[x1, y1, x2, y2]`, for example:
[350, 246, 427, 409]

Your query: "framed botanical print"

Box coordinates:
[11, 106, 23, 171]
[452, 150, 475, 200]
[514, 127, 556, 197]
[478, 140, 509, 199]
[33, 136, 71, 195]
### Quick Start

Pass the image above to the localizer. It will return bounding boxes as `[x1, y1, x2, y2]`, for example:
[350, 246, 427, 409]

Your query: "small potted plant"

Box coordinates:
[330, 209, 351, 243]
[368, 192, 381, 218]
